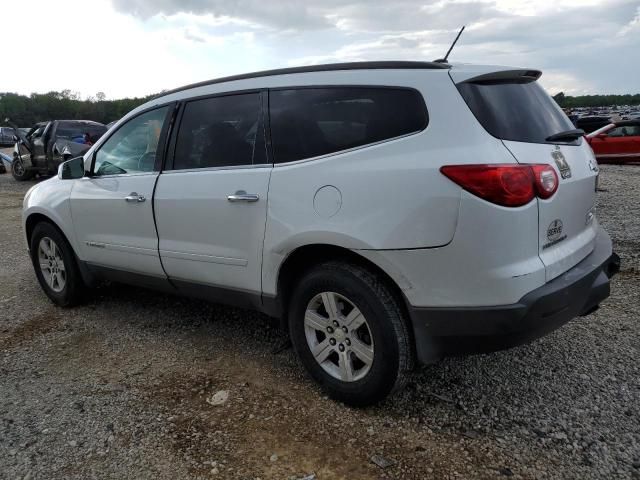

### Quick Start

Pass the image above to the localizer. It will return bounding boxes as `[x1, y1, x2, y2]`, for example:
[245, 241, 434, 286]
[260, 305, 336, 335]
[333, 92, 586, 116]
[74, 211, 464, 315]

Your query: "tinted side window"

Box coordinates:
[172, 92, 265, 170]
[269, 87, 428, 163]
[57, 123, 107, 143]
[88, 126, 108, 142]
[609, 125, 640, 137]
[93, 106, 169, 176]
[56, 122, 85, 140]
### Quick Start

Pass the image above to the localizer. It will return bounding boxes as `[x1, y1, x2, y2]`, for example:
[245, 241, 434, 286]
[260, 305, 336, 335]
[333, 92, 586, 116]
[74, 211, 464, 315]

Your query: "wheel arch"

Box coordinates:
[273, 244, 415, 342]
[25, 212, 96, 287]
[25, 212, 64, 249]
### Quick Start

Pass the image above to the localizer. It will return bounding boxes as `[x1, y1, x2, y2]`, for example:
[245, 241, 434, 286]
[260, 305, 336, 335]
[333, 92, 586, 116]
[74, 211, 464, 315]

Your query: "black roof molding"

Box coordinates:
[459, 69, 542, 85]
[156, 61, 451, 99]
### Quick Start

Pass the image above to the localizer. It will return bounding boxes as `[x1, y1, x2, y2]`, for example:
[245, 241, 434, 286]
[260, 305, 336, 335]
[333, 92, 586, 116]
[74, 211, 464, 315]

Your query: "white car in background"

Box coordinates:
[22, 61, 619, 406]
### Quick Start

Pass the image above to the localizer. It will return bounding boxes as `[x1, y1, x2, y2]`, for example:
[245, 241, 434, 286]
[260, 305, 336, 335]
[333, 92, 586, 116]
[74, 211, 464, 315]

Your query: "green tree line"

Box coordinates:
[553, 92, 640, 109]
[2, 89, 639, 128]
[0, 91, 156, 127]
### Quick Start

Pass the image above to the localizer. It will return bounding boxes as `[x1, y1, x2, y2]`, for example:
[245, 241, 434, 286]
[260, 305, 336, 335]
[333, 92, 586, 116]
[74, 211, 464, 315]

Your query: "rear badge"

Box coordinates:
[552, 146, 572, 179]
[543, 219, 567, 249]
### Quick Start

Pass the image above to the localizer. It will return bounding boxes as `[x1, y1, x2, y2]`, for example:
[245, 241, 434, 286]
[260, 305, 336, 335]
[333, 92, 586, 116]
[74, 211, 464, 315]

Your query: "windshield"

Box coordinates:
[457, 80, 577, 145]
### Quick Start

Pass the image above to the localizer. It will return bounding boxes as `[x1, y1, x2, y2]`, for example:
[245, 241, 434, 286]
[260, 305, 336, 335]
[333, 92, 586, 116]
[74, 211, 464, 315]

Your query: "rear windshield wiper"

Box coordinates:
[545, 128, 585, 143]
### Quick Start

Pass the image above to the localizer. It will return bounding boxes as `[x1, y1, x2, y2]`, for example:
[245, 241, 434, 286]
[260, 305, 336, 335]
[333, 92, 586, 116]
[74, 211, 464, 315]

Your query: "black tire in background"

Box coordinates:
[11, 157, 35, 181]
[288, 261, 414, 407]
[30, 222, 85, 307]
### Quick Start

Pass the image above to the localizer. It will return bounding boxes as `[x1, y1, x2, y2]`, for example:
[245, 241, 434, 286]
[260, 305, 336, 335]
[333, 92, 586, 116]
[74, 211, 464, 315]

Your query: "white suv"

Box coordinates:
[23, 61, 619, 406]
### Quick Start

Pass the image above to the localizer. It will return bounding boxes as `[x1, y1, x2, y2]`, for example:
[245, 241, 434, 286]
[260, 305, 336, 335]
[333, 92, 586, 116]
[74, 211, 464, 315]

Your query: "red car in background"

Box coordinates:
[586, 120, 640, 164]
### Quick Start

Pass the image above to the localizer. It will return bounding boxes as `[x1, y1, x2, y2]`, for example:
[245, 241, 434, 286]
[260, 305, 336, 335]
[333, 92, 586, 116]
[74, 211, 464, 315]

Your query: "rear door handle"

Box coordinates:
[125, 192, 146, 203]
[227, 191, 259, 203]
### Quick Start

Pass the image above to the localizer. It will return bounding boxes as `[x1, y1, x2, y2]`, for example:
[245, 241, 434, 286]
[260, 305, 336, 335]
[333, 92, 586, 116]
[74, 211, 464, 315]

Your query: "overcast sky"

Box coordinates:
[3, 0, 639, 99]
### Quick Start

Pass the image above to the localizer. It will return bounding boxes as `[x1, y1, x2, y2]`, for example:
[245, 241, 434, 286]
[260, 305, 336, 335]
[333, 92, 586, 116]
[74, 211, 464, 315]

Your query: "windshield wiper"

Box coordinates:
[545, 128, 585, 142]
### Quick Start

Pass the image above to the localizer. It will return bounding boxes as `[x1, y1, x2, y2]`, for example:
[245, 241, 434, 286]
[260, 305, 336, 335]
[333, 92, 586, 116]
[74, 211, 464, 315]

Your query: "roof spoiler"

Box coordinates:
[458, 69, 542, 85]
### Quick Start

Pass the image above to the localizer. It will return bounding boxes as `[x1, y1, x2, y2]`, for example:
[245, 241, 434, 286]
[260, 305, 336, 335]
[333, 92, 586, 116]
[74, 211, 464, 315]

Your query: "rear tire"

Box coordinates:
[11, 157, 35, 181]
[288, 262, 413, 406]
[30, 222, 85, 307]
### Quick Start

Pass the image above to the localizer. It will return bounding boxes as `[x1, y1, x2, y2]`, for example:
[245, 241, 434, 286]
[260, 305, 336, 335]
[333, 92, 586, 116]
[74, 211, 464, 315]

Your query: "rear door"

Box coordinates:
[454, 71, 599, 281]
[154, 91, 270, 295]
[30, 123, 50, 168]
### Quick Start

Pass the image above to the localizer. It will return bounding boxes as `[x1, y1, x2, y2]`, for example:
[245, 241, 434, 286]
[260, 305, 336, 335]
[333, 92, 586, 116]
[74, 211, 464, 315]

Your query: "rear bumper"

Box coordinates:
[409, 228, 620, 364]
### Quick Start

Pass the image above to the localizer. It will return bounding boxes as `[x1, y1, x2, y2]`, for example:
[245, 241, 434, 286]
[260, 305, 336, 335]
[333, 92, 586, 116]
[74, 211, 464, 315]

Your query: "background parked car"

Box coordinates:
[587, 120, 640, 164]
[574, 115, 612, 133]
[0, 126, 17, 146]
[11, 120, 107, 180]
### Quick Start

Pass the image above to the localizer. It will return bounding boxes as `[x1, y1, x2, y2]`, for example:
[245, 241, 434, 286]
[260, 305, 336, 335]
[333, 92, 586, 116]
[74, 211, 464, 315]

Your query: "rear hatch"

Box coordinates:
[451, 67, 599, 281]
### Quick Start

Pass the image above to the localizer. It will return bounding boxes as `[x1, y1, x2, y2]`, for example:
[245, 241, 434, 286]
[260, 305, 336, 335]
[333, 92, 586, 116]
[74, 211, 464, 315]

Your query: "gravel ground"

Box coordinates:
[0, 162, 638, 480]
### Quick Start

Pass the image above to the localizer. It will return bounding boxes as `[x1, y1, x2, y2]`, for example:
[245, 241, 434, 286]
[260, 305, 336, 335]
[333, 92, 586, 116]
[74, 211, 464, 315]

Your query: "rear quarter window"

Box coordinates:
[269, 87, 428, 163]
[457, 80, 576, 145]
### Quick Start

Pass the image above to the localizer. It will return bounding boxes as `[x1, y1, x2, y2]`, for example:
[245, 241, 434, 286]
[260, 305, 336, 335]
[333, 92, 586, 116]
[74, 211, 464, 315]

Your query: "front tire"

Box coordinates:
[11, 157, 35, 181]
[30, 222, 84, 306]
[289, 262, 413, 406]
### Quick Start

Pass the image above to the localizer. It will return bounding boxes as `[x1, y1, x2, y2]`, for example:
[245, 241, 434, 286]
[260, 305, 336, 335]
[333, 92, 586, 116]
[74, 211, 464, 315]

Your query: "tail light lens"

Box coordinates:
[530, 164, 558, 199]
[440, 164, 558, 207]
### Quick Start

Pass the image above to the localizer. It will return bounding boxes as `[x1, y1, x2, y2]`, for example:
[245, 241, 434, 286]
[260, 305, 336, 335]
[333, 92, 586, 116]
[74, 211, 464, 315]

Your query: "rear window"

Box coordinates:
[269, 87, 428, 163]
[457, 81, 576, 144]
[57, 123, 107, 142]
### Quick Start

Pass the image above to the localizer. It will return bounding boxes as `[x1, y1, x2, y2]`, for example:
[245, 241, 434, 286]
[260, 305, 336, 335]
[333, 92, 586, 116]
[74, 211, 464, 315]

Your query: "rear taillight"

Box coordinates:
[440, 164, 558, 207]
[530, 164, 558, 199]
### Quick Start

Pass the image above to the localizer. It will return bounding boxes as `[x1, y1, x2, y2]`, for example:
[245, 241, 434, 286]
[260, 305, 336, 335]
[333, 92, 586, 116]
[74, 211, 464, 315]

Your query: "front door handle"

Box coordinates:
[227, 191, 259, 203]
[125, 192, 146, 203]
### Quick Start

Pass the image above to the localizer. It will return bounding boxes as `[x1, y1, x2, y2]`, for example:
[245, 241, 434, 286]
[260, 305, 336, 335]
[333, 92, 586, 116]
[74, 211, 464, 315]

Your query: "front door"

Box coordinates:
[70, 105, 173, 277]
[30, 123, 49, 168]
[154, 91, 271, 295]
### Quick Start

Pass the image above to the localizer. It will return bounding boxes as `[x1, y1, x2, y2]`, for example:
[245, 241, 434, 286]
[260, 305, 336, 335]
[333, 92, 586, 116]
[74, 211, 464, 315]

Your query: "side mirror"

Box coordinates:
[58, 156, 86, 180]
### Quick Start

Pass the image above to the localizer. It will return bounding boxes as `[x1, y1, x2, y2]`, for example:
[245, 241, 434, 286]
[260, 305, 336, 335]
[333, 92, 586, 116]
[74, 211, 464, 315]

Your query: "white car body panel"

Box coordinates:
[22, 177, 78, 252]
[69, 174, 165, 276]
[502, 140, 599, 282]
[357, 192, 545, 307]
[260, 69, 521, 297]
[154, 167, 271, 292]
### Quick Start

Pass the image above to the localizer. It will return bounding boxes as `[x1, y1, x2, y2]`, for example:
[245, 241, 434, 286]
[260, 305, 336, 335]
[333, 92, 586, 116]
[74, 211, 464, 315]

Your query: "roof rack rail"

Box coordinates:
[155, 61, 451, 99]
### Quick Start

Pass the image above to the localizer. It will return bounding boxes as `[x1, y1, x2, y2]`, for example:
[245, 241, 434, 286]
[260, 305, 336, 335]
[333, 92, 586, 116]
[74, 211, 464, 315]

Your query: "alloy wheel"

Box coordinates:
[304, 291, 374, 382]
[37, 237, 66, 293]
[13, 159, 25, 176]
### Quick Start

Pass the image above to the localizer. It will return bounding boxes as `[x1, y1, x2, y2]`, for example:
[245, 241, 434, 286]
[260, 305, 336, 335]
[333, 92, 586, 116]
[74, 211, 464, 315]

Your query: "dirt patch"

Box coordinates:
[143, 367, 380, 479]
[0, 310, 61, 350]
